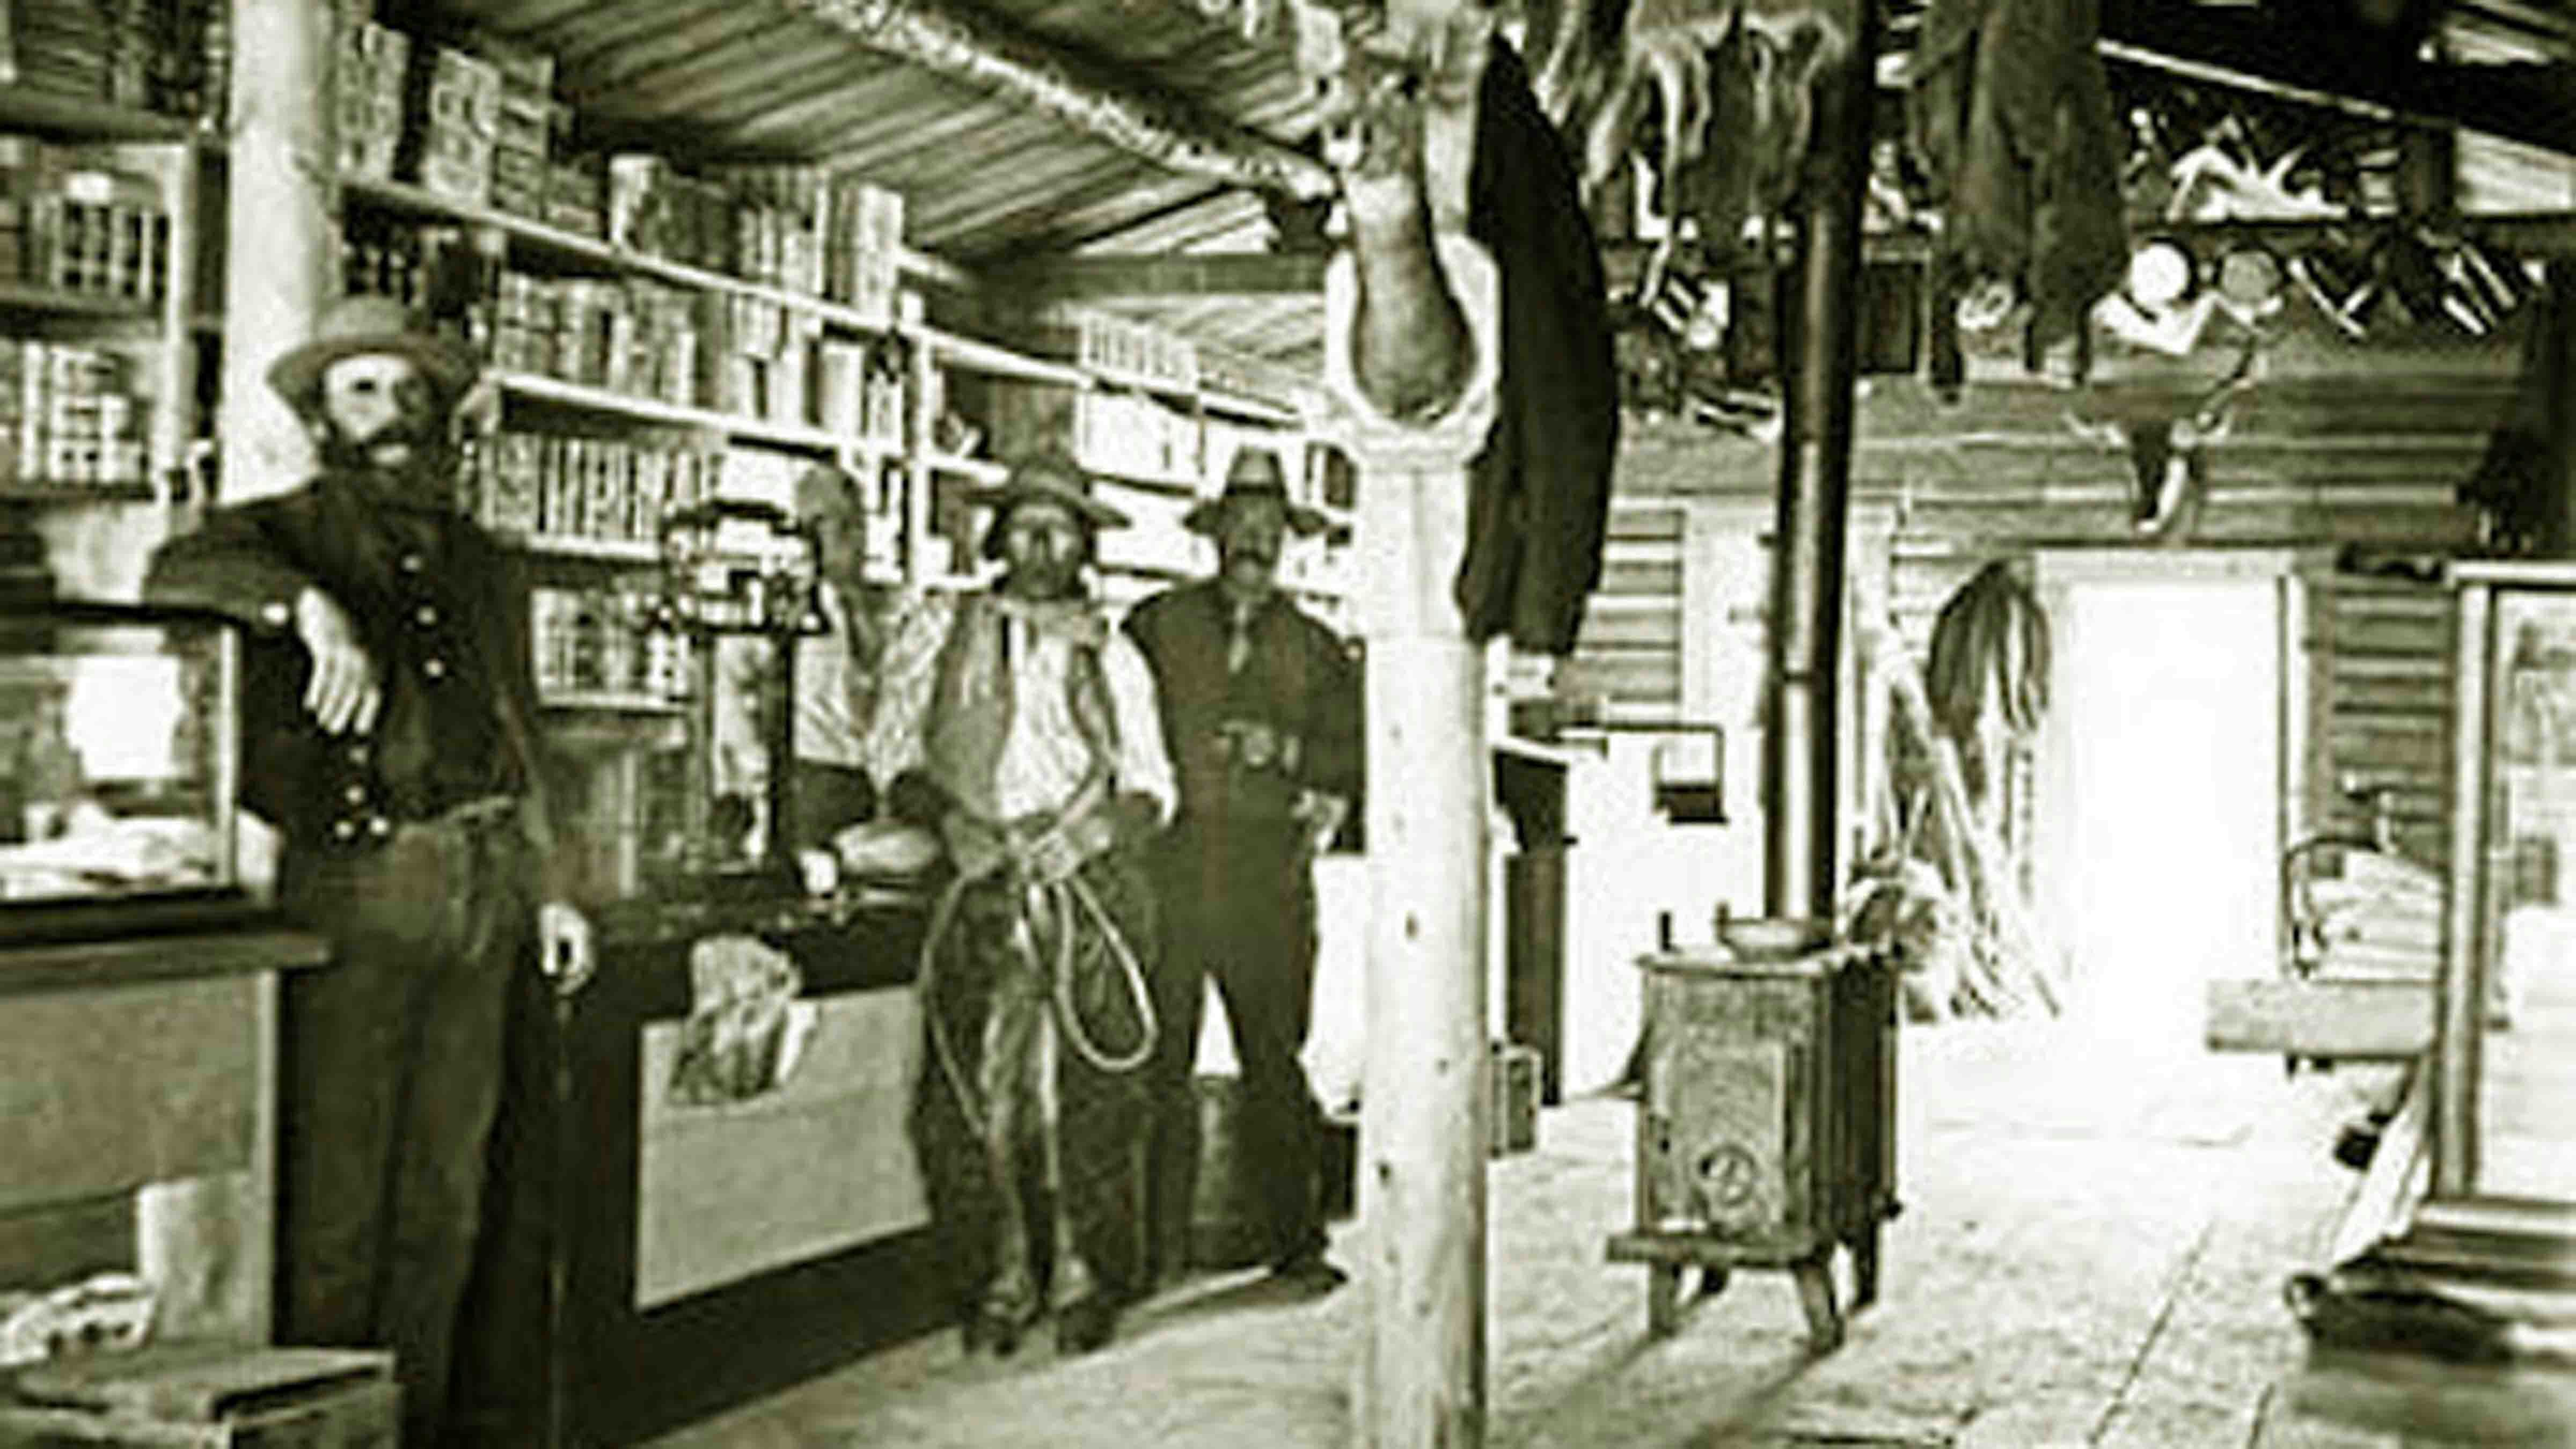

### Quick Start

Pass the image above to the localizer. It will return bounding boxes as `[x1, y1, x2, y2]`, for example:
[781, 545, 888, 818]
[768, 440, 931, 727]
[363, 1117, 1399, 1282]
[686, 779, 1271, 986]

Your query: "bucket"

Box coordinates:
[1189, 1074, 1270, 1270]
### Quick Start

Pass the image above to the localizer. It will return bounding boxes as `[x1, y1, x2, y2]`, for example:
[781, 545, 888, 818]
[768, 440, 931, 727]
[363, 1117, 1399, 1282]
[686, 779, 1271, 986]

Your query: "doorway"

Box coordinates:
[2038, 553, 2291, 1068]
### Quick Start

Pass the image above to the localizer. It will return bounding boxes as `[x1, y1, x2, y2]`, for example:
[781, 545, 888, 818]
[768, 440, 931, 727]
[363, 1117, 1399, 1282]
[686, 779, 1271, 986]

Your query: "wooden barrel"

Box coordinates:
[1188, 1074, 1270, 1270]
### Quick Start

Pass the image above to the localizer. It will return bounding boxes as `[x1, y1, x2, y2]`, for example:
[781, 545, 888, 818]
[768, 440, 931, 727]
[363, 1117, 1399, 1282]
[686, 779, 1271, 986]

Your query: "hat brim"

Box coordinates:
[268, 331, 481, 412]
[1183, 493, 1331, 538]
[967, 477, 1130, 531]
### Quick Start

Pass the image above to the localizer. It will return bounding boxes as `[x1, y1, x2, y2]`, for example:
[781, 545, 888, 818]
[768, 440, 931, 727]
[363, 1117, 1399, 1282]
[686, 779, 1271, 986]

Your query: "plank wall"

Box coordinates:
[1582, 363, 2513, 872]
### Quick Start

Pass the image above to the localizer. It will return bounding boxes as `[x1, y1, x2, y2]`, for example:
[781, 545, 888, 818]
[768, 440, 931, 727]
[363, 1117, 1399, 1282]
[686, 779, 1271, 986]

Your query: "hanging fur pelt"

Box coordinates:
[1925, 560, 2049, 749]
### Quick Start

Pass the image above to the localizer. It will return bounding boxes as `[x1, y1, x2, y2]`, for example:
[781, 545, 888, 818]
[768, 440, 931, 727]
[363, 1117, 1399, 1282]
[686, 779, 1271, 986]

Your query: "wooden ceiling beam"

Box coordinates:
[2098, 0, 2576, 156]
[994, 250, 1328, 298]
[781, 0, 1337, 199]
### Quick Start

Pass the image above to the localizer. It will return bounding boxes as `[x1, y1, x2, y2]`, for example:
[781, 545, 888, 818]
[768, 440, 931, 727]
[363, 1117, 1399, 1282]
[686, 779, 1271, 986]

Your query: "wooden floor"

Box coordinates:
[643, 1021, 2454, 1448]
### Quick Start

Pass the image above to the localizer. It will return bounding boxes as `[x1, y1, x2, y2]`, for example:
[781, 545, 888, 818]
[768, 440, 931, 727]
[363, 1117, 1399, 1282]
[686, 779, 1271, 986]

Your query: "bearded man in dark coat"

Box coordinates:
[143, 296, 593, 1447]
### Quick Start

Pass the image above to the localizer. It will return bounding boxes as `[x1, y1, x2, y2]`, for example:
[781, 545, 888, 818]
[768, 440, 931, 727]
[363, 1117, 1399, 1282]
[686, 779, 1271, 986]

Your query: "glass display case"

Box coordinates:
[0, 600, 250, 944]
[2435, 562, 2576, 1203]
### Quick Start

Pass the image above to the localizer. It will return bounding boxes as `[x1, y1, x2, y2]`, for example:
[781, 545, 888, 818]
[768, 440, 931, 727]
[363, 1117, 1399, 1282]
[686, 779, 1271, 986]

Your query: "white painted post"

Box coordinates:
[141, 0, 336, 1349]
[217, 0, 335, 507]
[1326, 231, 1501, 1448]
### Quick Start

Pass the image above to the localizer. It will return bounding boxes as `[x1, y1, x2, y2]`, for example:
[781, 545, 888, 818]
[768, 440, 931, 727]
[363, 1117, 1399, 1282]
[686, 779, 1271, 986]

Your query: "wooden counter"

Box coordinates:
[0, 922, 328, 1346]
[458, 887, 940, 1448]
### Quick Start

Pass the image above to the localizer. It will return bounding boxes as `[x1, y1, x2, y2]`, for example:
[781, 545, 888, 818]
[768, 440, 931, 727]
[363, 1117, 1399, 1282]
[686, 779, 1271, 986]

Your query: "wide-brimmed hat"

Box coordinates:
[1183, 448, 1329, 537]
[968, 450, 1130, 531]
[267, 296, 481, 415]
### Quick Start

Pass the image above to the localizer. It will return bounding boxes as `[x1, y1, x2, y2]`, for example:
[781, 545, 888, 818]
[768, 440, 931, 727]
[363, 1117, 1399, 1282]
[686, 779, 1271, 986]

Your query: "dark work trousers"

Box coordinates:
[1144, 828, 1328, 1280]
[273, 803, 537, 1448]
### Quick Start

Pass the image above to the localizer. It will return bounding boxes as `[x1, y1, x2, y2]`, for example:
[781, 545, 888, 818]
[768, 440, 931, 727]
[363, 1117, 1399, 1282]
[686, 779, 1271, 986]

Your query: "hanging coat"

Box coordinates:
[1909, 0, 2127, 370]
[1460, 37, 1622, 656]
[2461, 263, 2576, 557]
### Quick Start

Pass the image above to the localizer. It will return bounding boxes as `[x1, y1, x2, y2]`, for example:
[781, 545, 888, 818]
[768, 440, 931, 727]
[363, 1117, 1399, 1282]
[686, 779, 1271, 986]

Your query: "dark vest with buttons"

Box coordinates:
[227, 475, 532, 850]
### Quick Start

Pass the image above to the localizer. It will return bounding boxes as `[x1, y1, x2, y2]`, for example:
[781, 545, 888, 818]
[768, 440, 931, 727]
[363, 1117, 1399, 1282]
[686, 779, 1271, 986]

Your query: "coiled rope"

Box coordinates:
[916, 859, 1159, 1147]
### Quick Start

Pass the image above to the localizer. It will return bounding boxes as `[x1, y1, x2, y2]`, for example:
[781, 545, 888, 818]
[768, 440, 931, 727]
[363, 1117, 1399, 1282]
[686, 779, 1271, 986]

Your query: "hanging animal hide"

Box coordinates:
[1526, 0, 1842, 249]
[1907, 0, 2127, 371]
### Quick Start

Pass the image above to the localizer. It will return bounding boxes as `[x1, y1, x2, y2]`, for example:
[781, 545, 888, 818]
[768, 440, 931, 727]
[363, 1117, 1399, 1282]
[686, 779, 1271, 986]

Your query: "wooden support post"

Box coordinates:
[1326, 227, 1500, 1448]
[218, 0, 336, 507]
[1761, 9, 1877, 928]
[142, 0, 338, 1348]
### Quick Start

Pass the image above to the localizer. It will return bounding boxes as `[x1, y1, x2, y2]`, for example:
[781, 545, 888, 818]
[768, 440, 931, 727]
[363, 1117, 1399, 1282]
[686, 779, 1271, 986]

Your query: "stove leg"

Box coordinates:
[1793, 1254, 1843, 1352]
[1646, 1263, 1684, 1337]
[1849, 1228, 1880, 1310]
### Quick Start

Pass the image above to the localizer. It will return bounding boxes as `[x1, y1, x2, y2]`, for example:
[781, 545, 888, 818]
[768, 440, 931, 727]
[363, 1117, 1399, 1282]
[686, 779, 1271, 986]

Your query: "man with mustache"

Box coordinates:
[866, 450, 1175, 1355]
[1124, 448, 1362, 1297]
[143, 296, 591, 1446]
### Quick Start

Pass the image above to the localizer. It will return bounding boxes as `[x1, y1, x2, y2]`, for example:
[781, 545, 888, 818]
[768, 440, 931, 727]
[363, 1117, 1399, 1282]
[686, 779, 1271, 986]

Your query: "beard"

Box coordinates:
[318, 423, 459, 514]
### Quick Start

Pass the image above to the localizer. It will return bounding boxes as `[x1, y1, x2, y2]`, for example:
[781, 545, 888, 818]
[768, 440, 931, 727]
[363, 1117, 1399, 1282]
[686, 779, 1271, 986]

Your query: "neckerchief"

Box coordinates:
[925, 590, 1120, 830]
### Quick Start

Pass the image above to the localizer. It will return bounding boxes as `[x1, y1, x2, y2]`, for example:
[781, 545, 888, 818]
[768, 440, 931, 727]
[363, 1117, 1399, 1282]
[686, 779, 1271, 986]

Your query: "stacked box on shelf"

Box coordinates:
[465, 31, 553, 221]
[1073, 389, 1198, 485]
[1036, 303, 1199, 392]
[333, 17, 407, 180]
[3, 339, 150, 489]
[342, 219, 475, 312]
[4, 146, 169, 302]
[12, 0, 114, 103]
[495, 270, 709, 409]
[813, 339, 862, 440]
[706, 292, 818, 426]
[0, 140, 23, 280]
[140, 0, 221, 121]
[470, 425, 713, 543]
[532, 581, 686, 701]
[194, 0, 229, 125]
[712, 163, 823, 296]
[544, 150, 606, 238]
[408, 45, 499, 208]
[605, 153, 672, 256]
[839, 180, 904, 326]
[610, 157, 736, 273]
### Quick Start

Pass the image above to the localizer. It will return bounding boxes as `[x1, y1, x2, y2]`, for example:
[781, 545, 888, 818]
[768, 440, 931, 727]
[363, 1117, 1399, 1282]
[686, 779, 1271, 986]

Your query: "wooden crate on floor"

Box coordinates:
[0, 1343, 398, 1447]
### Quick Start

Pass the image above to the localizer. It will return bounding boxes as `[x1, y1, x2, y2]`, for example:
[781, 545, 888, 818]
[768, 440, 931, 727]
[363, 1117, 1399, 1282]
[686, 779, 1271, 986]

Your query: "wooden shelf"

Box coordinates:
[0, 91, 194, 142]
[1088, 465, 1202, 499]
[1086, 362, 1199, 404]
[0, 281, 159, 319]
[342, 174, 899, 335]
[1199, 386, 1303, 426]
[923, 452, 1007, 484]
[501, 531, 662, 564]
[493, 370, 848, 453]
[0, 481, 157, 503]
[541, 690, 684, 714]
[903, 323, 1088, 388]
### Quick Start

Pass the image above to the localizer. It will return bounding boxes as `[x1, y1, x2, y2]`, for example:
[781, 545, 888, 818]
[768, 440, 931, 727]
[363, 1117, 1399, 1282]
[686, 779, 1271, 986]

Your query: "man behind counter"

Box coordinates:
[1125, 447, 1360, 1297]
[144, 296, 592, 1447]
[786, 463, 888, 853]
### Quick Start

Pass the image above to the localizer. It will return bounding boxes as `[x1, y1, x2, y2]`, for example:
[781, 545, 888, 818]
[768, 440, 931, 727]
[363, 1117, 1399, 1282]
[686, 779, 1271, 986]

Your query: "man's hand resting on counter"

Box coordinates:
[538, 900, 594, 996]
